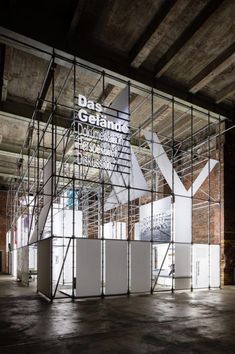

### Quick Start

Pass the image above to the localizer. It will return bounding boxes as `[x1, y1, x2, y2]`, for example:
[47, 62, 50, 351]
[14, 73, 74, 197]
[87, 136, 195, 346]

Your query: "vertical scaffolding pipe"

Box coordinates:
[190, 106, 194, 292]
[218, 116, 222, 289]
[171, 97, 175, 293]
[72, 59, 76, 300]
[50, 53, 55, 300]
[208, 112, 211, 290]
[127, 81, 131, 295]
[150, 88, 154, 294]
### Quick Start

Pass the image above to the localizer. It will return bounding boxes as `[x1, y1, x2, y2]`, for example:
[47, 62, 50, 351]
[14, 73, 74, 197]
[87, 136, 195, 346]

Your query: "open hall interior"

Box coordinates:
[0, 1, 235, 353]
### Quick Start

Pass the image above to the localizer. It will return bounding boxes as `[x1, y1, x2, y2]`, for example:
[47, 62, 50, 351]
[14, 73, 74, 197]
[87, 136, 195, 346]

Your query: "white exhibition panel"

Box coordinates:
[174, 196, 192, 243]
[210, 245, 220, 287]
[52, 204, 63, 236]
[130, 241, 151, 293]
[104, 87, 149, 211]
[105, 240, 128, 295]
[21, 246, 29, 285]
[52, 237, 63, 284]
[63, 239, 73, 284]
[175, 244, 191, 290]
[38, 238, 51, 298]
[134, 222, 140, 240]
[102, 222, 126, 239]
[192, 244, 209, 288]
[29, 246, 37, 270]
[139, 196, 171, 242]
[76, 239, 101, 297]
[30, 203, 50, 243]
[11, 249, 17, 277]
[64, 210, 83, 237]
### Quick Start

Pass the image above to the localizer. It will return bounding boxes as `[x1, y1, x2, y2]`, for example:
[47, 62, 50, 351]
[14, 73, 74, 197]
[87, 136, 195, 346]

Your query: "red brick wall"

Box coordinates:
[0, 191, 8, 273]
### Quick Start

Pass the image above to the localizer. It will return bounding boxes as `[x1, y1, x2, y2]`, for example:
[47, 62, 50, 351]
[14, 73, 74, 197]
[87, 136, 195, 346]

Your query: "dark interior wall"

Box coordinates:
[0, 191, 7, 273]
[223, 123, 235, 284]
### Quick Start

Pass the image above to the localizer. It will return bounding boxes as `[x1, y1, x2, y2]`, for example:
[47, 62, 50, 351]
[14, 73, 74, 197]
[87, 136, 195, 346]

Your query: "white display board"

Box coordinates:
[102, 222, 126, 239]
[175, 244, 191, 290]
[174, 197, 192, 243]
[63, 239, 73, 285]
[105, 240, 128, 295]
[11, 249, 17, 277]
[29, 246, 37, 270]
[130, 241, 151, 293]
[192, 244, 209, 288]
[210, 245, 220, 287]
[21, 246, 29, 285]
[38, 238, 51, 298]
[52, 237, 63, 284]
[139, 196, 172, 242]
[76, 239, 101, 297]
[64, 210, 83, 237]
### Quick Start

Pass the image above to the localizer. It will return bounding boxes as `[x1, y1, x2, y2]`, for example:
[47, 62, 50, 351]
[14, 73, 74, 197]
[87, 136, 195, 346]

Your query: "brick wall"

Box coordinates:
[0, 191, 8, 273]
[223, 124, 235, 285]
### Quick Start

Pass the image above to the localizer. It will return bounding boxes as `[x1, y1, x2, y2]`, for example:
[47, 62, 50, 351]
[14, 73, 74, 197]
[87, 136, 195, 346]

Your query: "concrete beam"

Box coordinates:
[130, 0, 180, 68]
[190, 42, 235, 94]
[216, 81, 235, 104]
[154, 0, 224, 78]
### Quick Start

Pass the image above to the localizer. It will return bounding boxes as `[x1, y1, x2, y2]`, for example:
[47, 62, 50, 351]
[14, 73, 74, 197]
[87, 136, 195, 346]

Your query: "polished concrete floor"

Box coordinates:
[0, 275, 235, 353]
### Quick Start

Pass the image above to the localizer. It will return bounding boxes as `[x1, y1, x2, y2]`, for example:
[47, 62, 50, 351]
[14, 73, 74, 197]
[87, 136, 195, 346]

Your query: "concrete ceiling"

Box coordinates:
[0, 0, 233, 189]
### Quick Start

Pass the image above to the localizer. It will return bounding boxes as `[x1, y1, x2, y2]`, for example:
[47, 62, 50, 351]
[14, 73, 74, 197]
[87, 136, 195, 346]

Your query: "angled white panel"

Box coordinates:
[104, 87, 149, 211]
[188, 159, 218, 196]
[104, 148, 150, 210]
[192, 244, 209, 289]
[210, 245, 220, 287]
[130, 241, 151, 293]
[76, 239, 101, 297]
[144, 131, 186, 196]
[174, 196, 192, 243]
[105, 240, 128, 294]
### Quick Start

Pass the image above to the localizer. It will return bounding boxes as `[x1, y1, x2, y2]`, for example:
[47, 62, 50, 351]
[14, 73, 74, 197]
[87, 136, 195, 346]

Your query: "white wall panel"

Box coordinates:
[76, 239, 101, 297]
[64, 210, 82, 237]
[174, 196, 192, 243]
[105, 240, 128, 294]
[210, 245, 220, 287]
[130, 241, 151, 293]
[193, 244, 209, 288]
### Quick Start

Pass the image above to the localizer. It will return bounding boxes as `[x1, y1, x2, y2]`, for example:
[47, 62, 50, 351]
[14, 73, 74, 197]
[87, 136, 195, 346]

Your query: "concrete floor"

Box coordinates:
[0, 275, 235, 353]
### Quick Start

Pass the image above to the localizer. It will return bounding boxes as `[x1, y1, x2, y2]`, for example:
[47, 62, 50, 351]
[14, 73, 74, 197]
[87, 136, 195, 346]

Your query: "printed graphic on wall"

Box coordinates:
[139, 196, 171, 242]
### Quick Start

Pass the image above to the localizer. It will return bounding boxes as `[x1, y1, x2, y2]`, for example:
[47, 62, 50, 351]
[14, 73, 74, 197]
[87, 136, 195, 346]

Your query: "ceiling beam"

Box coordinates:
[130, 0, 179, 68]
[190, 42, 235, 94]
[37, 59, 57, 111]
[216, 81, 235, 104]
[68, 0, 86, 37]
[0, 43, 5, 105]
[154, 0, 224, 78]
[0, 27, 233, 120]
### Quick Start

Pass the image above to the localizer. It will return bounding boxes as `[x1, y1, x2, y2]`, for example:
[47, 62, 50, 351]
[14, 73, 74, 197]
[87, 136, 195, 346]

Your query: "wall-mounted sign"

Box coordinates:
[73, 93, 130, 172]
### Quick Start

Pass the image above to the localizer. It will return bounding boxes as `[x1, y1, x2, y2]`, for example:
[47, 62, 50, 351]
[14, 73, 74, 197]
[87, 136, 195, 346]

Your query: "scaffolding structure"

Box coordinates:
[6, 48, 224, 300]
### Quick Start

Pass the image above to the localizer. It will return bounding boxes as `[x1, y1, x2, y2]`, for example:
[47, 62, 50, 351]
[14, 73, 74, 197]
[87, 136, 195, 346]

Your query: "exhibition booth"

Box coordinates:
[6, 51, 222, 300]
